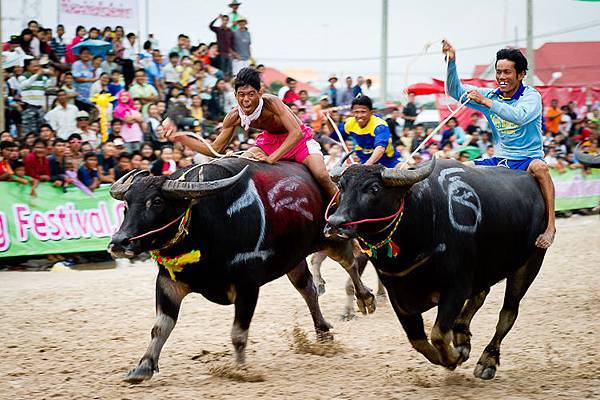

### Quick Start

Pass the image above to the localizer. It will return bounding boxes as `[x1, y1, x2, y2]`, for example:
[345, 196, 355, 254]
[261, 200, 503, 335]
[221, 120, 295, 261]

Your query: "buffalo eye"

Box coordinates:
[146, 197, 164, 209]
[369, 184, 380, 195]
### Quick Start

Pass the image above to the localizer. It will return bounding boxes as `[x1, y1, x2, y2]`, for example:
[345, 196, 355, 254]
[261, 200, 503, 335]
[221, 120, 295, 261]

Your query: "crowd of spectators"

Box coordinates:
[0, 2, 598, 198]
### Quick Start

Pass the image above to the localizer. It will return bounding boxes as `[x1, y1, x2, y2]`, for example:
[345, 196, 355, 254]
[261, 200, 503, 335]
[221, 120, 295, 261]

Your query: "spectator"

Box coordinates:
[50, 24, 67, 61]
[131, 152, 143, 169]
[295, 90, 313, 124]
[12, 160, 39, 196]
[545, 99, 562, 135]
[67, 133, 83, 168]
[386, 108, 401, 143]
[324, 75, 339, 107]
[231, 17, 251, 74]
[115, 152, 133, 179]
[123, 32, 138, 62]
[401, 93, 419, 129]
[44, 89, 79, 139]
[59, 72, 78, 105]
[140, 142, 157, 161]
[65, 25, 86, 64]
[0, 141, 15, 181]
[24, 138, 50, 181]
[71, 47, 96, 103]
[129, 69, 159, 114]
[282, 77, 300, 104]
[92, 55, 103, 78]
[18, 28, 35, 55]
[107, 70, 124, 100]
[150, 146, 176, 176]
[88, 27, 100, 40]
[48, 137, 72, 186]
[363, 78, 376, 99]
[228, 1, 242, 30]
[341, 77, 354, 106]
[170, 34, 191, 58]
[311, 95, 330, 132]
[101, 50, 120, 75]
[77, 152, 100, 190]
[90, 72, 110, 96]
[162, 52, 181, 89]
[209, 14, 234, 77]
[353, 76, 364, 97]
[466, 113, 483, 136]
[441, 117, 466, 147]
[208, 79, 227, 121]
[19, 58, 49, 134]
[97, 141, 117, 183]
[145, 49, 166, 93]
[189, 94, 204, 121]
[114, 90, 144, 152]
[72, 111, 98, 147]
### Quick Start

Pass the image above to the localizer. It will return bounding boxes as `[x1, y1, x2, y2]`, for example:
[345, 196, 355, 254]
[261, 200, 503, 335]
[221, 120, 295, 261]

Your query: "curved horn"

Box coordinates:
[381, 157, 437, 186]
[109, 169, 150, 200]
[574, 144, 600, 168]
[162, 165, 249, 199]
[329, 150, 356, 182]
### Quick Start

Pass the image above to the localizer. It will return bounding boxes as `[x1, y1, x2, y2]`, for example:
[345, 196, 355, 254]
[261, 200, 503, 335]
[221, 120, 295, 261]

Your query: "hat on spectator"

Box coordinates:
[229, 1, 242, 6]
[113, 138, 125, 147]
[328, 75, 338, 83]
[237, 15, 248, 23]
[76, 110, 90, 120]
[319, 95, 329, 101]
[107, 49, 115, 56]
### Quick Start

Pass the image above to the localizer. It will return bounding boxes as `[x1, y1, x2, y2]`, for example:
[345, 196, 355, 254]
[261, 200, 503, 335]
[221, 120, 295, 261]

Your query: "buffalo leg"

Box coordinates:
[474, 250, 544, 380]
[308, 251, 328, 296]
[341, 253, 370, 320]
[124, 272, 190, 383]
[288, 260, 333, 340]
[389, 298, 442, 365]
[430, 293, 467, 369]
[453, 289, 490, 363]
[231, 284, 259, 364]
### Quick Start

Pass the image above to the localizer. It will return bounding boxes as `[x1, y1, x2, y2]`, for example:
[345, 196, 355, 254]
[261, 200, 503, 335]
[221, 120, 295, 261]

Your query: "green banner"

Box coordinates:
[0, 184, 123, 258]
[551, 168, 600, 211]
[0, 168, 598, 258]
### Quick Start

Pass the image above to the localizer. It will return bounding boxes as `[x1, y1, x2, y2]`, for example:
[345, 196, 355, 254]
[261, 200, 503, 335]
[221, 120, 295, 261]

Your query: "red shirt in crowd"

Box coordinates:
[24, 153, 50, 179]
[283, 90, 300, 104]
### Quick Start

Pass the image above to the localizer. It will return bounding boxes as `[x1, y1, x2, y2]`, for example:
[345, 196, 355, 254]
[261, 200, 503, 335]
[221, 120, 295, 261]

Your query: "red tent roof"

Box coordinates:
[472, 64, 489, 78]
[261, 67, 320, 94]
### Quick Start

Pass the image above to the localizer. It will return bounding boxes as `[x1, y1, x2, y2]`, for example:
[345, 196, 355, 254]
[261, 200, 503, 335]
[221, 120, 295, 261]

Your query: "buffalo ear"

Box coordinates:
[110, 170, 150, 200]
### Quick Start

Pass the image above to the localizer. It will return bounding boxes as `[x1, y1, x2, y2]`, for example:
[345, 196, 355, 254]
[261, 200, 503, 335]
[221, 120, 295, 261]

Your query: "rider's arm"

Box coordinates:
[264, 96, 303, 163]
[446, 60, 492, 114]
[489, 90, 542, 126]
[365, 123, 390, 165]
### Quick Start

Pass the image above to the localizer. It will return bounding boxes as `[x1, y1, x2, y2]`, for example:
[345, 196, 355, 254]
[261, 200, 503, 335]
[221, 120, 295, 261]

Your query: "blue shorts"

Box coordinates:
[474, 157, 542, 171]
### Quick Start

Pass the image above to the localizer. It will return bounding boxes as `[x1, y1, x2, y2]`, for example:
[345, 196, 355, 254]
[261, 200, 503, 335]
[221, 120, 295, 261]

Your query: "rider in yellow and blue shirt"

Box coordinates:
[339, 95, 400, 167]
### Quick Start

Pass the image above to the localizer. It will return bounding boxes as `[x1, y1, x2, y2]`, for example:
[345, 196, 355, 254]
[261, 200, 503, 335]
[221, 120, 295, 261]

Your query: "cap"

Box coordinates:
[328, 75, 338, 83]
[76, 110, 90, 119]
[113, 138, 125, 146]
[319, 95, 329, 101]
[236, 15, 248, 23]
[107, 49, 115, 56]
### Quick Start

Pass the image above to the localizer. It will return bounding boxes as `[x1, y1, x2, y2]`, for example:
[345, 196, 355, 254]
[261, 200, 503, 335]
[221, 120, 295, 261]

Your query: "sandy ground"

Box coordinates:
[0, 215, 598, 400]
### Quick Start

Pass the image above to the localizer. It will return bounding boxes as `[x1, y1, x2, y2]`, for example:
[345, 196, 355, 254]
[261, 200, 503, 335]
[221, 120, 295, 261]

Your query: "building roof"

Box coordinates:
[261, 67, 320, 94]
[473, 41, 600, 87]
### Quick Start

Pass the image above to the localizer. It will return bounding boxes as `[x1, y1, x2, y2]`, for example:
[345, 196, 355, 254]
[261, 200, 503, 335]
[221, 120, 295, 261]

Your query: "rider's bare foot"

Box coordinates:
[535, 228, 555, 249]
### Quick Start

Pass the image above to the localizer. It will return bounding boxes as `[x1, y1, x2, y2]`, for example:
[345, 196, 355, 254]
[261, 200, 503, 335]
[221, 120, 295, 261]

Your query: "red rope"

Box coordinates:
[325, 190, 405, 227]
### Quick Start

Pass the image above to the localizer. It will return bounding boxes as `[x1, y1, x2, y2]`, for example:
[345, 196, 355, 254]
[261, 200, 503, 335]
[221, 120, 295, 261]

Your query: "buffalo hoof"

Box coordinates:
[474, 363, 497, 380]
[455, 344, 471, 364]
[316, 330, 334, 342]
[356, 292, 376, 315]
[123, 365, 154, 384]
[316, 283, 326, 296]
[340, 310, 356, 321]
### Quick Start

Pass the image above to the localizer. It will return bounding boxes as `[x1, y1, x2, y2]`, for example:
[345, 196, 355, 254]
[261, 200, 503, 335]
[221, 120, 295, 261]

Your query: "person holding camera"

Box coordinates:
[18, 58, 50, 134]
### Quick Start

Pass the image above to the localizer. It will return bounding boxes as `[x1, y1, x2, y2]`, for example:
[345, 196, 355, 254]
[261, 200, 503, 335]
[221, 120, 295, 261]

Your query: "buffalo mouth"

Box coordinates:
[107, 243, 140, 259]
[323, 223, 357, 241]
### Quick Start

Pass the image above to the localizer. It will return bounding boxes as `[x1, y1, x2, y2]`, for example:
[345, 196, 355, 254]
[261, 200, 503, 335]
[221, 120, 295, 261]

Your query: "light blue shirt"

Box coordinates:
[446, 59, 543, 160]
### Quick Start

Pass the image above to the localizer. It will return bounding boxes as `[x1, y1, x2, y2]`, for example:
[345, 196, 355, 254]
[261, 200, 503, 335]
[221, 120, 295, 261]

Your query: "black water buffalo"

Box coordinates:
[324, 158, 547, 380]
[108, 159, 374, 383]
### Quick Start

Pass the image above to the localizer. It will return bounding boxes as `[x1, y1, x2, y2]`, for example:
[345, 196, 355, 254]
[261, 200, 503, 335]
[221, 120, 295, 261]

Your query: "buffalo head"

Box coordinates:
[108, 165, 248, 258]
[324, 158, 436, 239]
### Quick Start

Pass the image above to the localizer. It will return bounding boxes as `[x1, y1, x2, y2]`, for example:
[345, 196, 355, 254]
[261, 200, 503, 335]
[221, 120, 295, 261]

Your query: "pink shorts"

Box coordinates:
[255, 123, 322, 163]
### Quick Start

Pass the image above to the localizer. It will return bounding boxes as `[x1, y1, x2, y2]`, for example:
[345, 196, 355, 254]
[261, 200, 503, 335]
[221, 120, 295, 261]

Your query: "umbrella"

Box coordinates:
[2, 51, 33, 69]
[72, 39, 112, 57]
[455, 145, 482, 160]
[406, 82, 444, 96]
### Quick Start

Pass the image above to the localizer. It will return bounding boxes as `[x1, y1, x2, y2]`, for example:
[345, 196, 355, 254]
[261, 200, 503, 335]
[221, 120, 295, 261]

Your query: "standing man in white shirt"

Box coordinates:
[44, 90, 79, 139]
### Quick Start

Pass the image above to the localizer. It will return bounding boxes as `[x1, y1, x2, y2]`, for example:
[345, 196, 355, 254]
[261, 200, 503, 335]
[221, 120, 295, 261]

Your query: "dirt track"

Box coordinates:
[1, 215, 598, 399]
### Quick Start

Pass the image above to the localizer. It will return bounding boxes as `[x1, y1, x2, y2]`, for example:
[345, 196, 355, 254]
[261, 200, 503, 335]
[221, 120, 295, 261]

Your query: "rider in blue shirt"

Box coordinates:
[442, 39, 555, 248]
[339, 95, 400, 167]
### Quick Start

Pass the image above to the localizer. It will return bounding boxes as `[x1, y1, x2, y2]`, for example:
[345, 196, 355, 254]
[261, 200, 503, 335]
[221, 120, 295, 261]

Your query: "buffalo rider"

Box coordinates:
[442, 39, 555, 248]
[162, 67, 338, 197]
[337, 95, 400, 167]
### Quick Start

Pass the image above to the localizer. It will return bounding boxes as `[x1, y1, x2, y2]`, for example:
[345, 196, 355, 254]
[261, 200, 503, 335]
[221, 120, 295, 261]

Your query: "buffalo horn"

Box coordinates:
[329, 150, 356, 182]
[162, 165, 249, 199]
[574, 144, 600, 168]
[381, 157, 436, 186]
[109, 169, 149, 200]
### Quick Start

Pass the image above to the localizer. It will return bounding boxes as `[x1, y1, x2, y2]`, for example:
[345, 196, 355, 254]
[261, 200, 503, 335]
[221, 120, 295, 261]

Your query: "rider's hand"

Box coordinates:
[442, 39, 456, 61]
[467, 90, 493, 108]
[159, 118, 177, 139]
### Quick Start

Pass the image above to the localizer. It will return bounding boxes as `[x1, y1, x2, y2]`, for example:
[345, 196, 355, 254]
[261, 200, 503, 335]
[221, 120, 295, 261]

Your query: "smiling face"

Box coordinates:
[495, 59, 525, 96]
[351, 104, 372, 129]
[235, 84, 262, 115]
